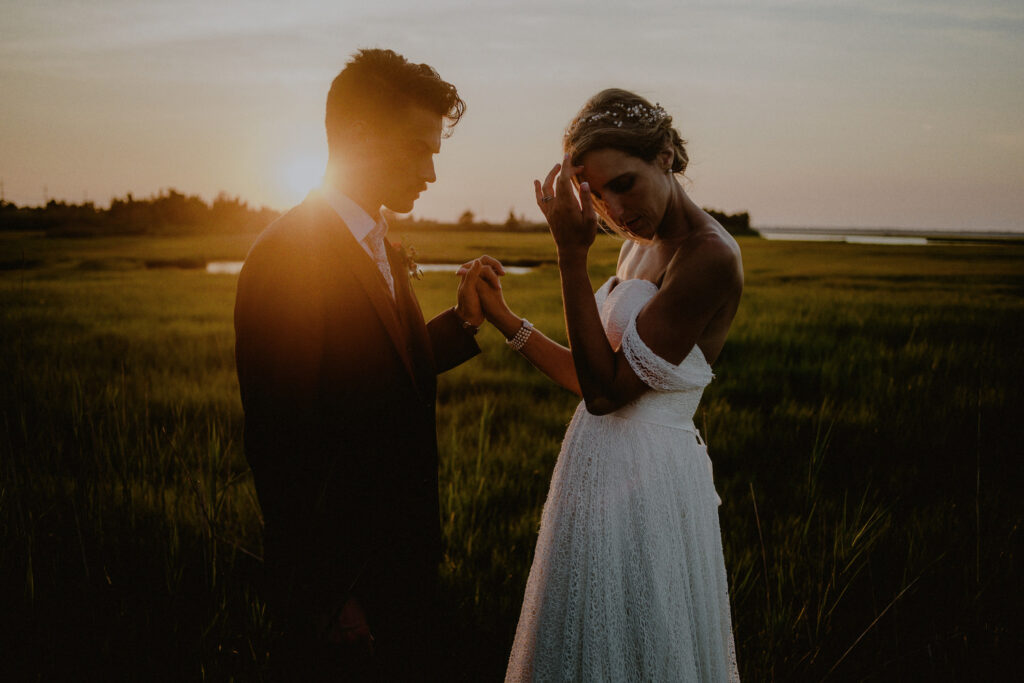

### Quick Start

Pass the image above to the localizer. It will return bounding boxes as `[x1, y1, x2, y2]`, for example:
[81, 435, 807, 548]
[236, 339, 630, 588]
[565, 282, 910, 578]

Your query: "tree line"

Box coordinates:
[0, 189, 280, 236]
[1, 190, 756, 237]
[387, 207, 756, 236]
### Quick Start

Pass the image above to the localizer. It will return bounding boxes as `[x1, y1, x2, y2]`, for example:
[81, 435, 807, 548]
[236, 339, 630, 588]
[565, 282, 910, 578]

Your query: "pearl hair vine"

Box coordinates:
[569, 102, 670, 132]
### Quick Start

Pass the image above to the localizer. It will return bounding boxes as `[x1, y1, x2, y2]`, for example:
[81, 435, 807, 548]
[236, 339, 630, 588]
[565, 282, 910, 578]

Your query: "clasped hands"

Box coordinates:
[454, 255, 519, 334]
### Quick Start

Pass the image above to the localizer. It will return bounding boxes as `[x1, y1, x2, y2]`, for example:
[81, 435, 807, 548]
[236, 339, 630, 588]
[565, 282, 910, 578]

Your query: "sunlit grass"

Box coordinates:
[1, 231, 1020, 680]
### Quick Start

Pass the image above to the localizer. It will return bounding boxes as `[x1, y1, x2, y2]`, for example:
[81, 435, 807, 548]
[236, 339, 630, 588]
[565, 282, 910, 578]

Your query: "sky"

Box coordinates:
[2, 0, 1023, 231]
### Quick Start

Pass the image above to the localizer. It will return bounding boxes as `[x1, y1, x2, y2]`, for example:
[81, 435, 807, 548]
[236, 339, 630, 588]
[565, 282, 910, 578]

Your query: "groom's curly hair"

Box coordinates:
[325, 48, 465, 153]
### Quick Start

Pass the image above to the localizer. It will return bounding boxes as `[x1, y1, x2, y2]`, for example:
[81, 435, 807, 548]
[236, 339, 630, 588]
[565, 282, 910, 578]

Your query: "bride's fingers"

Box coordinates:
[580, 181, 598, 225]
[476, 254, 506, 276]
[478, 265, 502, 289]
[459, 255, 505, 278]
[457, 259, 479, 278]
[556, 154, 572, 191]
[541, 163, 560, 200]
[460, 259, 481, 286]
[557, 155, 585, 198]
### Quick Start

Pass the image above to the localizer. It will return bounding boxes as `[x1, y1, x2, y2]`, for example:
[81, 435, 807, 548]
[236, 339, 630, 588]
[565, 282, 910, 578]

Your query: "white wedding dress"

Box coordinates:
[506, 277, 739, 682]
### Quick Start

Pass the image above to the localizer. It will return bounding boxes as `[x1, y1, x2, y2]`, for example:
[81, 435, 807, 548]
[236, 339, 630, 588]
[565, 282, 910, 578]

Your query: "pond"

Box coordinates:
[206, 261, 535, 275]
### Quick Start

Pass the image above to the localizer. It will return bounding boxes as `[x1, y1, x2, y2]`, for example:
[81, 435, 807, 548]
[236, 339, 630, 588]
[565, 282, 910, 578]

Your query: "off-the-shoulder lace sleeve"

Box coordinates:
[593, 277, 616, 310]
[621, 310, 714, 391]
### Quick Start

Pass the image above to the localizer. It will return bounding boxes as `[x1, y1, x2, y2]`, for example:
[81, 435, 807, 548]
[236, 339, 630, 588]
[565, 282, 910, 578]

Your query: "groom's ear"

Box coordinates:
[329, 119, 374, 154]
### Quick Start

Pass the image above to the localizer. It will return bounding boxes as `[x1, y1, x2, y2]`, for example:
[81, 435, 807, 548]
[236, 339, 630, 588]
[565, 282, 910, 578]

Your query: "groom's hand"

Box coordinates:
[456, 255, 504, 328]
[326, 596, 374, 659]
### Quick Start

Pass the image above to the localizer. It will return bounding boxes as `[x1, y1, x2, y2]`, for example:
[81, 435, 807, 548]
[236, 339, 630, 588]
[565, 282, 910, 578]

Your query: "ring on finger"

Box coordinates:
[541, 195, 555, 203]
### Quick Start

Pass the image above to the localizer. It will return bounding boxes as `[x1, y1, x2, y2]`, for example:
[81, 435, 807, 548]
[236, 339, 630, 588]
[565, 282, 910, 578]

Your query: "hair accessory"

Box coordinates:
[507, 318, 534, 351]
[569, 102, 669, 133]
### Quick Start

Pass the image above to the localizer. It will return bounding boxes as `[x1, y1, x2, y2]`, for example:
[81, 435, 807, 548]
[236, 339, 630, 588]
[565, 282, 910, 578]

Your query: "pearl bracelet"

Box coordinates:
[507, 318, 534, 352]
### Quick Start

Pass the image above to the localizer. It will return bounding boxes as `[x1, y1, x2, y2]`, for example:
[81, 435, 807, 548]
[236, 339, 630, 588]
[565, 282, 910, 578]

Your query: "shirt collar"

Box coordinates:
[322, 186, 384, 243]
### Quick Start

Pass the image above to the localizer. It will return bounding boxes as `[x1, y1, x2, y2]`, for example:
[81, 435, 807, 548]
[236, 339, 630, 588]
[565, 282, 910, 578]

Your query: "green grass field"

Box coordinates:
[1, 229, 1021, 681]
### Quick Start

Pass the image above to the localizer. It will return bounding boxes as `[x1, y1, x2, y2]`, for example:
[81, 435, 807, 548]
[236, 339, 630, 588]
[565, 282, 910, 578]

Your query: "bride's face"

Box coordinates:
[577, 147, 674, 240]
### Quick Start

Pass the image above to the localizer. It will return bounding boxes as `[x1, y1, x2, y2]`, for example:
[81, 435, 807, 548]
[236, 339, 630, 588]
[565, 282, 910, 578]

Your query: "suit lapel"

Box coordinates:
[309, 193, 418, 386]
[388, 243, 435, 392]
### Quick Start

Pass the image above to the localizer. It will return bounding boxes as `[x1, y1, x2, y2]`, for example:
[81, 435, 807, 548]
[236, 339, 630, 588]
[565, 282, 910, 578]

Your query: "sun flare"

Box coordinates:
[279, 152, 326, 203]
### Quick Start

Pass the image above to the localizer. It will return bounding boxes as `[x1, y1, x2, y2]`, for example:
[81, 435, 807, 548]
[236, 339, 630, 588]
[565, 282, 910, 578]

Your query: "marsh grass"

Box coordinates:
[1, 231, 1021, 680]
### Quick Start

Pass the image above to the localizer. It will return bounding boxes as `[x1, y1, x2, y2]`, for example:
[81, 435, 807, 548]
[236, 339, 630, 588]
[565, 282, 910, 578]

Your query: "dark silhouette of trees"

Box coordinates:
[705, 209, 757, 236]
[0, 193, 755, 237]
[0, 190, 280, 236]
[0, 198, 104, 235]
[388, 206, 755, 235]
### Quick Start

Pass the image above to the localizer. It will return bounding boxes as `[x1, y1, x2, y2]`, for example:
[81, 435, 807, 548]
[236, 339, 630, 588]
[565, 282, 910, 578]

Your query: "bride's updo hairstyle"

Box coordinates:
[564, 89, 687, 238]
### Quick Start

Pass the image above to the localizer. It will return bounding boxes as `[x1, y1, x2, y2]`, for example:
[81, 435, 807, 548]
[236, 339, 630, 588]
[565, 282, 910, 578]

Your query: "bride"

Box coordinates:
[470, 89, 743, 681]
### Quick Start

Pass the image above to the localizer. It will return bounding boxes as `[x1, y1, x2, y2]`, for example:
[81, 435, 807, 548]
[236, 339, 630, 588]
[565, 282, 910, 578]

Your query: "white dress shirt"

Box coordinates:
[322, 186, 395, 298]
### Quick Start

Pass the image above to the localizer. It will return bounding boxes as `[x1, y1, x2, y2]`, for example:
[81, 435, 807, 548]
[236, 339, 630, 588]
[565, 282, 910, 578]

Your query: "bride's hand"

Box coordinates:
[535, 154, 599, 259]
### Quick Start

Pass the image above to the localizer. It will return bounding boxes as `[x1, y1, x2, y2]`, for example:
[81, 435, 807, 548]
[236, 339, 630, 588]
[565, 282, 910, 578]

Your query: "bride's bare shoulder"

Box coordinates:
[665, 228, 743, 293]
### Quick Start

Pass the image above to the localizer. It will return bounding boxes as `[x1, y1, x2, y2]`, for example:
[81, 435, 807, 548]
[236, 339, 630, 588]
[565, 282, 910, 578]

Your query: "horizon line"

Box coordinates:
[3, 189, 1022, 236]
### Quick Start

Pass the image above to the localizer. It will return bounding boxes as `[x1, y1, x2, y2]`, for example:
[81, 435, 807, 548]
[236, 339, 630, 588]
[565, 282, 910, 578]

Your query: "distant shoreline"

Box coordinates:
[756, 226, 1024, 245]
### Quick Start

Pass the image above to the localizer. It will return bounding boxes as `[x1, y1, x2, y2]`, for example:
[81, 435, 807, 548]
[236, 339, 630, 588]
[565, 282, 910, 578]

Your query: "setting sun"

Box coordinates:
[278, 152, 326, 204]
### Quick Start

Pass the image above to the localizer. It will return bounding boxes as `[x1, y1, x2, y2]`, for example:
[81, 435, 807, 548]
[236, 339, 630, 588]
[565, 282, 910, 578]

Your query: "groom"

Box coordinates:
[234, 49, 497, 681]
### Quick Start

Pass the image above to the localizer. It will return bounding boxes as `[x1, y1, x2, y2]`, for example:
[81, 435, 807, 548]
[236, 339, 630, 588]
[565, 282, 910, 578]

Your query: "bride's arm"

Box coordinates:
[480, 293, 581, 396]
[458, 257, 581, 395]
[531, 159, 646, 414]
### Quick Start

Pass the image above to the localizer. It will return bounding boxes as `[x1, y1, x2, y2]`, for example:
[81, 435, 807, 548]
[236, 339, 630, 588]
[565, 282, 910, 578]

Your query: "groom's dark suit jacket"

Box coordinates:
[234, 190, 479, 664]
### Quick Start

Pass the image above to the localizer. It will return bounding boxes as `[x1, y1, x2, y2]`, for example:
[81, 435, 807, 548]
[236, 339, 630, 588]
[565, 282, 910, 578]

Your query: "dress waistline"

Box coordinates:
[605, 402, 718, 503]
[609, 403, 704, 444]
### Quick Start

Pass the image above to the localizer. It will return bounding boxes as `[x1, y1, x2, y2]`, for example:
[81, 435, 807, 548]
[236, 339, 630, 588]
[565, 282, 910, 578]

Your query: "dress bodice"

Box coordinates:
[595, 276, 714, 427]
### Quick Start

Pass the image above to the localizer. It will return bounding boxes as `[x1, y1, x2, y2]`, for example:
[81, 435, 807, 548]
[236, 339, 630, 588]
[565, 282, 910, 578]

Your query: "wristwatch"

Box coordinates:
[454, 308, 480, 335]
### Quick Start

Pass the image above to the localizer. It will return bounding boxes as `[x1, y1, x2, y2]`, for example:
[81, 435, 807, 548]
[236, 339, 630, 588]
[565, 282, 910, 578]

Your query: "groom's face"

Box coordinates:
[366, 105, 443, 214]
